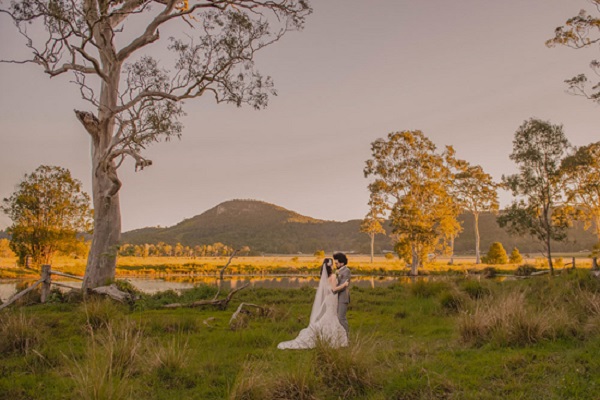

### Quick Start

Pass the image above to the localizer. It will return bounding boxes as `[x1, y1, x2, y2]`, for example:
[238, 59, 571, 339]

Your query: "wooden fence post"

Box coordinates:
[593, 257, 599, 271]
[572, 257, 576, 270]
[40, 265, 51, 303]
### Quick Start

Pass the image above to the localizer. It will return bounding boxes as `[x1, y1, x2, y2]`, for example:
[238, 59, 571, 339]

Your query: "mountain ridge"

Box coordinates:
[121, 199, 598, 255]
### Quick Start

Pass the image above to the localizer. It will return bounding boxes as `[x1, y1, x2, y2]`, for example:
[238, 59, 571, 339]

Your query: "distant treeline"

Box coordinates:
[118, 242, 235, 257]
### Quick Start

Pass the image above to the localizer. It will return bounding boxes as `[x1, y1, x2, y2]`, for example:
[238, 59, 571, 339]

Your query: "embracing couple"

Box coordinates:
[277, 252, 351, 350]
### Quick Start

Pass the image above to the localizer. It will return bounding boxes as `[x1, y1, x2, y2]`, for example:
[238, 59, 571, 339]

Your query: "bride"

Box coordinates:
[277, 258, 349, 349]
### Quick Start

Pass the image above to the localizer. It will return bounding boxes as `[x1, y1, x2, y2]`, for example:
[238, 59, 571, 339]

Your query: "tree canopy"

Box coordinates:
[364, 130, 457, 275]
[452, 158, 499, 264]
[560, 141, 600, 254]
[497, 118, 571, 274]
[1, 165, 92, 267]
[546, 0, 600, 104]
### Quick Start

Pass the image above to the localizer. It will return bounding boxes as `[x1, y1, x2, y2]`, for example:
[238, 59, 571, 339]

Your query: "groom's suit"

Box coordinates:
[336, 265, 351, 335]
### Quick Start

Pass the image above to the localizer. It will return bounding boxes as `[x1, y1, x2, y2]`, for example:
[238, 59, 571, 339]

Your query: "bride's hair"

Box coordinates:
[321, 258, 333, 277]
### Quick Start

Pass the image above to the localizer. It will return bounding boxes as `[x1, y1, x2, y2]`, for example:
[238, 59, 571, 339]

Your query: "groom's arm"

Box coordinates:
[332, 270, 350, 293]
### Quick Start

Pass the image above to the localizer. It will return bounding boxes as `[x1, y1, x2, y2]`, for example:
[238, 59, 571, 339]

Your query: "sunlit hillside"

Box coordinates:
[121, 199, 598, 255]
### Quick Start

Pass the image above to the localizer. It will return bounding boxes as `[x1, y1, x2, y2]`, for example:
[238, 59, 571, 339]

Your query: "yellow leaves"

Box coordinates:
[175, 0, 189, 12]
[174, 0, 199, 22]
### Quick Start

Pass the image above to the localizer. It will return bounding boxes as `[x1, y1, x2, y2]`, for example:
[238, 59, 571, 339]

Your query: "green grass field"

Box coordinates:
[1, 270, 600, 399]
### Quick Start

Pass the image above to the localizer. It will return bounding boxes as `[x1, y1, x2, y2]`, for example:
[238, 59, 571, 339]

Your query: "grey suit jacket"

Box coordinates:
[337, 266, 351, 304]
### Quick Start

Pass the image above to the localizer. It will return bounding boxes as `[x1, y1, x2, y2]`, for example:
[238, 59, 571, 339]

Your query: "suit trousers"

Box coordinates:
[338, 300, 349, 335]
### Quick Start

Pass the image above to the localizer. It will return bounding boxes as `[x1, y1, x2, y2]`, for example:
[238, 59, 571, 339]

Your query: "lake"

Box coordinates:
[0, 275, 413, 302]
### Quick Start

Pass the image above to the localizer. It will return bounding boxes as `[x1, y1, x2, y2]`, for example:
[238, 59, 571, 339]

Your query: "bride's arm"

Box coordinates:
[329, 275, 349, 293]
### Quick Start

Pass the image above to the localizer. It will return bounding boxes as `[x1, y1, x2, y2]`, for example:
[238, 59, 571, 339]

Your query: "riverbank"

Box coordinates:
[1, 254, 595, 280]
[1, 270, 600, 399]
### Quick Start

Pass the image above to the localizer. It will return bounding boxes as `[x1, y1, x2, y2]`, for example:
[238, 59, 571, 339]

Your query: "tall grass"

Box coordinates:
[66, 318, 143, 400]
[458, 288, 582, 347]
[312, 333, 382, 398]
[0, 310, 41, 355]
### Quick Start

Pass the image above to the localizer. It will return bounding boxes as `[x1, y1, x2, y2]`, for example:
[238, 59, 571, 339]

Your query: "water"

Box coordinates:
[0, 275, 404, 302]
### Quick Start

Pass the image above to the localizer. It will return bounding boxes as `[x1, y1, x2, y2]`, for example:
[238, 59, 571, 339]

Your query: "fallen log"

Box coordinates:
[89, 284, 132, 303]
[163, 283, 251, 310]
[229, 302, 266, 330]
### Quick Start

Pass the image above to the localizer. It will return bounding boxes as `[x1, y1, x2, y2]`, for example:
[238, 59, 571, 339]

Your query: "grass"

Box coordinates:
[2, 271, 600, 398]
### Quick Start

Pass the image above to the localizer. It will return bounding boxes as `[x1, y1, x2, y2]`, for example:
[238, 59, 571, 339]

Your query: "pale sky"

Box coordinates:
[1, 1, 598, 232]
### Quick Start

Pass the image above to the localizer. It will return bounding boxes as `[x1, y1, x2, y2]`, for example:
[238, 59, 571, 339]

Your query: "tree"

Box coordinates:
[481, 242, 508, 265]
[0, 238, 15, 258]
[360, 194, 386, 263]
[452, 159, 499, 264]
[497, 118, 570, 275]
[509, 247, 523, 264]
[364, 131, 457, 275]
[560, 141, 600, 246]
[0, 0, 311, 289]
[1, 166, 92, 268]
[546, 1, 600, 104]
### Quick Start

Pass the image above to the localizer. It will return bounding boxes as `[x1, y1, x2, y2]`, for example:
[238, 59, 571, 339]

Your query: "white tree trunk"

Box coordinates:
[83, 164, 121, 289]
[370, 233, 374, 263]
[474, 212, 481, 264]
[410, 244, 419, 276]
[81, 56, 123, 289]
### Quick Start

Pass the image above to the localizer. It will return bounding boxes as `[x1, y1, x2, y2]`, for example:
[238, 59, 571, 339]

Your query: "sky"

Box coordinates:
[0, 0, 598, 232]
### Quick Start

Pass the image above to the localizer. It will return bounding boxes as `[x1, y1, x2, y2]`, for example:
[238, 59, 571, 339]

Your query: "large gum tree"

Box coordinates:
[0, 0, 311, 289]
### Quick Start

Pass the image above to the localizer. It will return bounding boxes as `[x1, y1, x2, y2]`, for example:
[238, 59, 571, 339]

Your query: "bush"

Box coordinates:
[385, 253, 394, 260]
[515, 264, 537, 276]
[80, 297, 126, 329]
[481, 267, 497, 279]
[509, 248, 523, 264]
[481, 242, 508, 265]
[460, 280, 490, 300]
[410, 279, 449, 298]
[438, 290, 467, 313]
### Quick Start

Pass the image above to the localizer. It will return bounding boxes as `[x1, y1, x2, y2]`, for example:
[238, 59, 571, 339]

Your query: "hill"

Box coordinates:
[122, 200, 388, 254]
[121, 199, 598, 255]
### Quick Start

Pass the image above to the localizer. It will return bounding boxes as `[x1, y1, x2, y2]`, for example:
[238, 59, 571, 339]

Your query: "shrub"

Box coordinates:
[410, 279, 449, 298]
[555, 257, 564, 269]
[481, 267, 497, 279]
[481, 242, 508, 265]
[515, 264, 537, 276]
[509, 248, 523, 264]
[438, 290, 467, 313]
[385, 253, 395, 260]
[460, 280, 490, 299]
[314, 250, 325, 257]
[80, 297, 125, 329]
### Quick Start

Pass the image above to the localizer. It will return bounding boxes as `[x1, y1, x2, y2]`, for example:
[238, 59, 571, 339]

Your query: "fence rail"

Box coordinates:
[0, 265, 84, 311]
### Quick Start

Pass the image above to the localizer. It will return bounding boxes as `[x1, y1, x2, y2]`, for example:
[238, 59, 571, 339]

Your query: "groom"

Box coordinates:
[333, 252, 351, 336]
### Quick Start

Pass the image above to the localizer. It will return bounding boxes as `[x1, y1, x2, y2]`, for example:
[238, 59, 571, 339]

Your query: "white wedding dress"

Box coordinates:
[277, 267, 348, 349]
